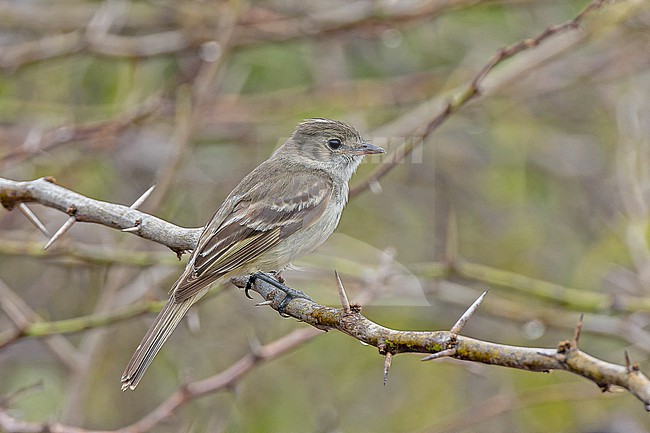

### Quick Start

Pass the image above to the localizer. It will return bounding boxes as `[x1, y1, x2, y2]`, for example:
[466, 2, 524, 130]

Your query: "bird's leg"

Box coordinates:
[245, 271, 313, 315]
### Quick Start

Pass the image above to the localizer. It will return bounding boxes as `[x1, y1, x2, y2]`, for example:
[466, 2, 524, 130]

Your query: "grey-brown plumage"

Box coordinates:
[121, 118, 384, 390]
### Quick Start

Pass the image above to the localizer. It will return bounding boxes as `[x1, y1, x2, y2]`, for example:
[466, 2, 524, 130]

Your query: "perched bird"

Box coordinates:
[121, 118, 384, 390]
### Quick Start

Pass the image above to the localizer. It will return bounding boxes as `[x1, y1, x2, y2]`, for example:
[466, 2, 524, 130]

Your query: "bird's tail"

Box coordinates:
[120, 291, 204, 391]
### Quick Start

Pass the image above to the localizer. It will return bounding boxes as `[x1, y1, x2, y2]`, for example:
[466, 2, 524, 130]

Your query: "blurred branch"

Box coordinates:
[351, 0, 613, 197]
[232, 0, 484, 46]
[412, 258, 650, 314]
[0, 95, 163, 166]
[0, 278, 80, 370]
[0, 299, 165, 351]
[145, 10, 236, 212]
[0, 288, 220, 349]
[0, 0, 480, 70]
[434, 280, 650, 354]
[0, 237, 180, 267]
[0, 327, 321, 433]
[428, 382, 622, 433]
[233, 274, 650, 410]
[615, 89, 650, 292]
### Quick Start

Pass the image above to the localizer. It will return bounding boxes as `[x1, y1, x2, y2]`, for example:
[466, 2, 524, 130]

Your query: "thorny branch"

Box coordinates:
[0, 177, 201, 254]
[234, 275, 650, 410]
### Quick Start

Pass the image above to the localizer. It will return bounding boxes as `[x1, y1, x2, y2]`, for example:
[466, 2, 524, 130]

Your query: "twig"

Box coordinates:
[433, 278, 650, 354]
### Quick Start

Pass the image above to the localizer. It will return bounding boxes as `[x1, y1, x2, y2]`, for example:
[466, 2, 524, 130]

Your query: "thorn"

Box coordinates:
[130, 184, 156, 210]
[421, 348, 457, 362]
[625, 350, 632, 373]
[450, 290, 488, 335]
[255, 300, 273, 307]
[335, 271, 351, 314]
[572, 313, 584, 348]
[121, 226, 140, 233]
[43, 215, 76, 250]
[383, 352, 392, 385]
[18, 203, 51, 238]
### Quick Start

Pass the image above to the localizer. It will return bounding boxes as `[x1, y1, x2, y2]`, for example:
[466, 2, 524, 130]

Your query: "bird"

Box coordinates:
[121, 118, 385, 390]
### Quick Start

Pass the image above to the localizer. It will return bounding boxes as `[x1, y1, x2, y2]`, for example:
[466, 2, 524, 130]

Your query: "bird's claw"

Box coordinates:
[245, 271, 312, 316]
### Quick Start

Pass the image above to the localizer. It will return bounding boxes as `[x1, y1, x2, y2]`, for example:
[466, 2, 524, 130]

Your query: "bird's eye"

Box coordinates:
[327, 138, 342, 150]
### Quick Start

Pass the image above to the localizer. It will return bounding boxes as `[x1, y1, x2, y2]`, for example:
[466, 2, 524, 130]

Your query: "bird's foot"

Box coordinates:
[245, 271, 312, 316]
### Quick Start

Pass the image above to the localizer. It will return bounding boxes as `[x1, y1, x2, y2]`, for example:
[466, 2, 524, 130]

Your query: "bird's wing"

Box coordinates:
[172, 170, 333, 302]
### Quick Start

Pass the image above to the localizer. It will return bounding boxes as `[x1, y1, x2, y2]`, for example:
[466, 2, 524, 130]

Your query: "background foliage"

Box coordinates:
[1, 0, 650, 431]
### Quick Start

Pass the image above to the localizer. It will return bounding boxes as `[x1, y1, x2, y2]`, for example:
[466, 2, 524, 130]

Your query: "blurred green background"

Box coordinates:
[1, 0, 650, 431]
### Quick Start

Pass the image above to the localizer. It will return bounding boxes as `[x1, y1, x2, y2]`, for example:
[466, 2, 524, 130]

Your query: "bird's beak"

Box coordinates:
[349, 142, 385, 155]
